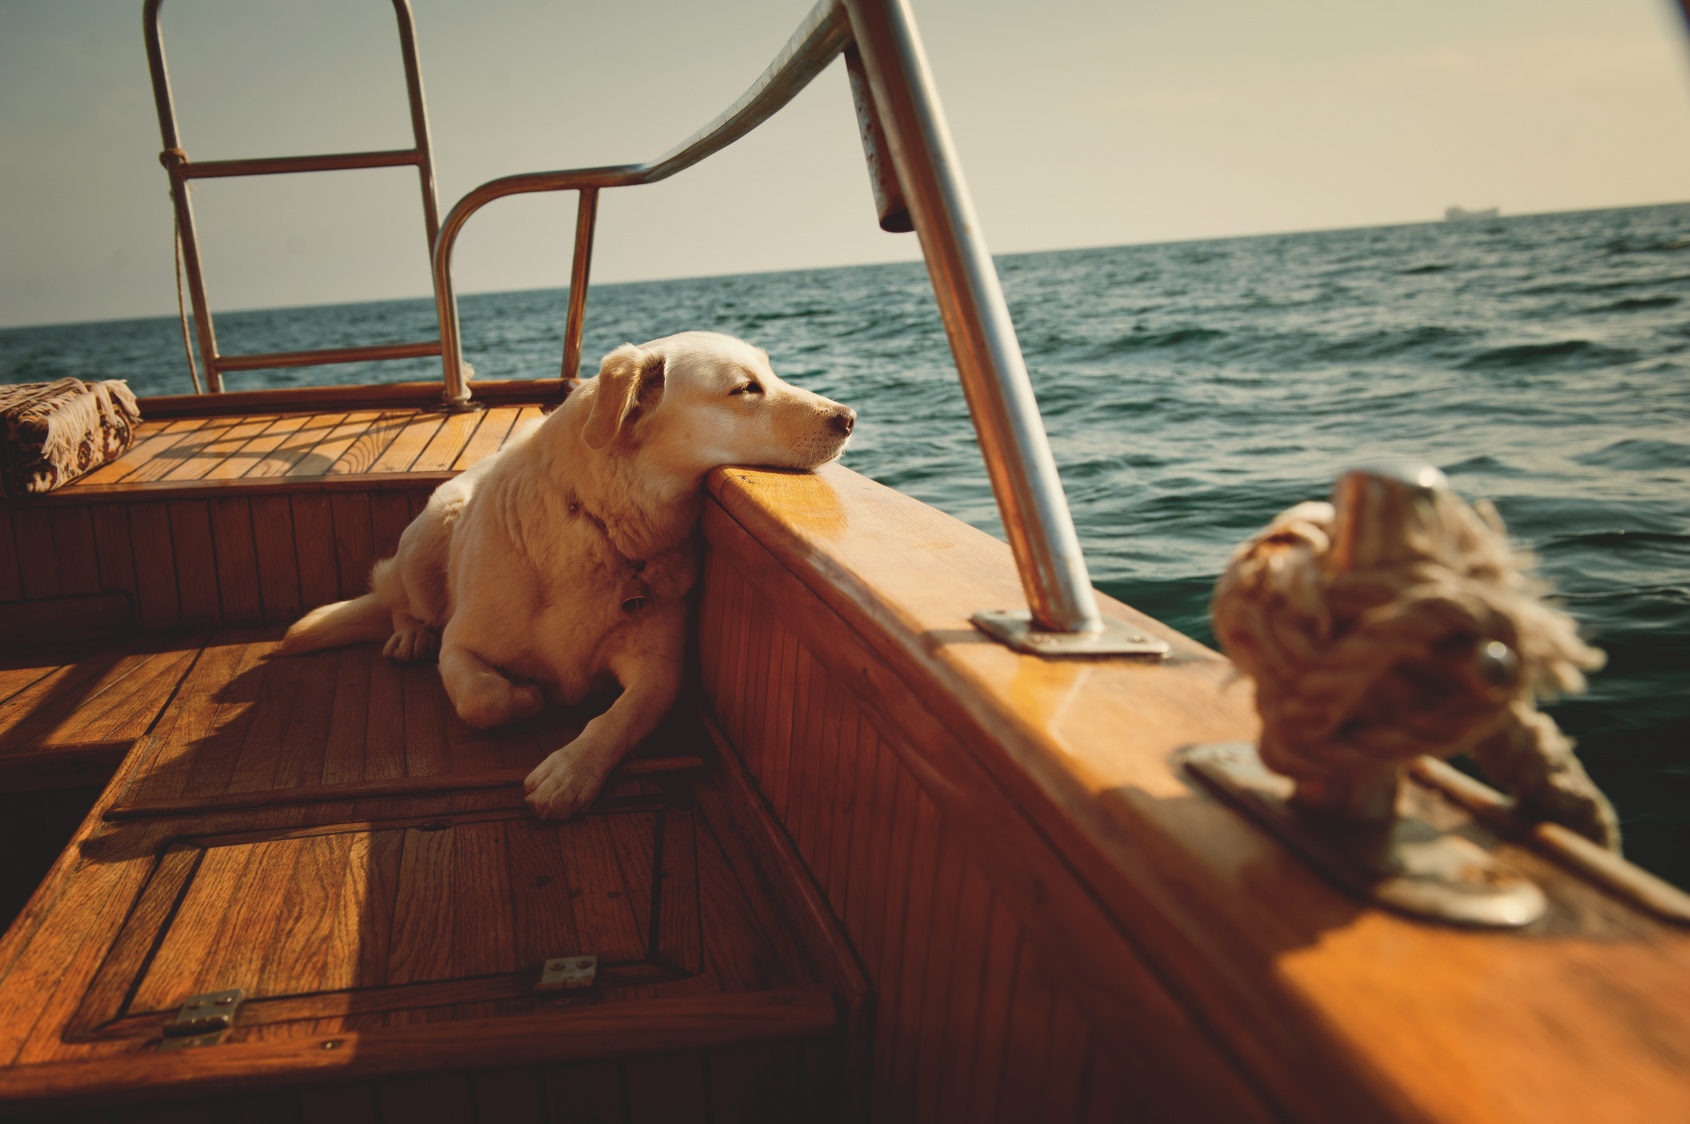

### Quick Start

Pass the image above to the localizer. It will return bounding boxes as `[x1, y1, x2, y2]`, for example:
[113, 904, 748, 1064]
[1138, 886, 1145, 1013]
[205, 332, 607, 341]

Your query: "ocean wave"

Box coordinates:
[1592, 295, 1680, 313]
[1515, 272, 1690, 297]
[1443, 453, 1525, 477]
[1604, 235, 1690, 255]
[1574, 439, 1690, 470]
[1458, 339, 1632, 371]
[1092, 326, 1225, 356]
[1305, 324, 1471, 363]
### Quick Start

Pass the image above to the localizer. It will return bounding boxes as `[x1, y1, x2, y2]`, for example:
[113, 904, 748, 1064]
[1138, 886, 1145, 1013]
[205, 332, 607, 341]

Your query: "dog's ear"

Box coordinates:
[583, 344, 666, 450]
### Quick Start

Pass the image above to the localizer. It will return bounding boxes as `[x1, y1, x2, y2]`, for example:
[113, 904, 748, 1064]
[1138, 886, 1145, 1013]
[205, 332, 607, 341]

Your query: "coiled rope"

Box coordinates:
[1212, 488, 1620, 848]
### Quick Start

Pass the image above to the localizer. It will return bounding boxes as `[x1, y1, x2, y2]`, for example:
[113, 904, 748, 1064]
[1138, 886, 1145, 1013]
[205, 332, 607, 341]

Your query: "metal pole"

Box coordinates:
[561, 188, 599, 379]
[144, 0, 222, 393]
[841, 0, 1102, 634]
[390, 0, 441, 244]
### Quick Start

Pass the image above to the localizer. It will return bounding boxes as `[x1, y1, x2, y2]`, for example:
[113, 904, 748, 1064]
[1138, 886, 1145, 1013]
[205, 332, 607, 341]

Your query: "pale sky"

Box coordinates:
[2, 0, 1689, 328]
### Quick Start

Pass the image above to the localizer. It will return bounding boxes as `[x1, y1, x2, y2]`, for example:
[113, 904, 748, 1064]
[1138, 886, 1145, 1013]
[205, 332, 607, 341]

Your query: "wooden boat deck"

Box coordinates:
[0, 628, 865, 1117]
[0, 382, 566, 638]
[2, 384, 1688, 1121]
[61, 404, 542, 497]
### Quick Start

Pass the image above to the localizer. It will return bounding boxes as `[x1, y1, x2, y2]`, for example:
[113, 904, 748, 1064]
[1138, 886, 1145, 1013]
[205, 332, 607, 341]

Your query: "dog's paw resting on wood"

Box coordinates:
[276, 332, 855, 819]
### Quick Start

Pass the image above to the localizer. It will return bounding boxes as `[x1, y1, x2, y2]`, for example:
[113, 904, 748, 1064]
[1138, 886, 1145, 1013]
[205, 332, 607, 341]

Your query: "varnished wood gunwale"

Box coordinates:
[699, 462, 1690, 1124]
[698, 495, 1270, 1123]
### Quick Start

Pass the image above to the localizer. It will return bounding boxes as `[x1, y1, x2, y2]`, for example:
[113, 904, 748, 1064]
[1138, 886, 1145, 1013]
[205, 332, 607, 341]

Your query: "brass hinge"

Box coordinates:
[159, 988, 245, 1050]
[536, 955, 598, 994]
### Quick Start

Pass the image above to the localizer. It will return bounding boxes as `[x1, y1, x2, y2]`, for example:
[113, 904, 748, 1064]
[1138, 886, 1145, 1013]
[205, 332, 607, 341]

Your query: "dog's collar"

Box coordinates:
[568, 498, 654, 614]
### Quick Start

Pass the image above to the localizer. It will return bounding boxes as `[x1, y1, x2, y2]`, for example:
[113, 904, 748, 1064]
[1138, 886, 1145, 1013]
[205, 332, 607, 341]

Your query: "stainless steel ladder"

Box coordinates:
[144, 0, 443, 394]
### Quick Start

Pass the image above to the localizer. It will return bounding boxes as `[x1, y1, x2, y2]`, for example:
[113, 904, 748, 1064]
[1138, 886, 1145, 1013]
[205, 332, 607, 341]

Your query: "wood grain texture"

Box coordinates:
[0, 639, 199, 790]
[0, 616, 858, 1115]
[700, 462, 1690, 1124]
[452, 406, 521, 471]
[0, 511, 24, 601]
[0, 396, 560, 635]
[0, 989, 837, 1112]
[77, 419, 208, 486]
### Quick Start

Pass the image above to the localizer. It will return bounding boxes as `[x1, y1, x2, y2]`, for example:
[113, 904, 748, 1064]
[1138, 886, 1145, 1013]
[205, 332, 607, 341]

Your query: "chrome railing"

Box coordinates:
[429, 0, 1157, 648]
[429, 1, 854, 396]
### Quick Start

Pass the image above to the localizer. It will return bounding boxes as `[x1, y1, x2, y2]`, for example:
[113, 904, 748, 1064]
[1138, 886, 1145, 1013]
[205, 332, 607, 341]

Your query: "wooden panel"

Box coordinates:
[327, 493, 375, 600]
[126, 505, 180, 630]
[545, 1061, 625, 1123]
[250, 495, 303, 623]
[623, 1053, 708, 1123]
[368, 491, 416, 562]
[700, 507, 1273, 1124]
[0, 511, 22, 601]
[290, 495, 340, 611]
[167, 501, 221, 627]
[88, 504, 138, 604]
[208, 498, 263, 624]
[47, 508, 101, 596]
[11, 508, 59, 599]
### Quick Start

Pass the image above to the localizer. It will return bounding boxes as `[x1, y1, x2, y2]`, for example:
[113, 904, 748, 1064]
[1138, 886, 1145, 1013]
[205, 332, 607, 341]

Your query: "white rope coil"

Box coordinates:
[1212, 488, 1620, 848]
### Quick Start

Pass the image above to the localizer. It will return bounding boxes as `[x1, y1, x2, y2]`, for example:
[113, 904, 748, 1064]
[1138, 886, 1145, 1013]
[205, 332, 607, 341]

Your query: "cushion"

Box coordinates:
[0, 378, 141, 497]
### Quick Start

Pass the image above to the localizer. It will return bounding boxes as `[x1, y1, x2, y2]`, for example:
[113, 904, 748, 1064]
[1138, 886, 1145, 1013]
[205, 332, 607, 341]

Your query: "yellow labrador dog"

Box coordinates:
[278, 331, 855, 818]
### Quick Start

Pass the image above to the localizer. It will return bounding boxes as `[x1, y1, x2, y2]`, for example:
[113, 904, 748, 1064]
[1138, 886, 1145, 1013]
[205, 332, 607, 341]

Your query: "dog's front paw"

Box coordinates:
[523, 747, 612, 820]
[382, 627, 439, 663]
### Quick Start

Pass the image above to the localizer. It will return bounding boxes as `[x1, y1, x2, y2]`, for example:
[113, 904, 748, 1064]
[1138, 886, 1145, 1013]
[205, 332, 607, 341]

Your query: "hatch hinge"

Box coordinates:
[536, 955, 598, 994]
[159, 988, 245, 1050]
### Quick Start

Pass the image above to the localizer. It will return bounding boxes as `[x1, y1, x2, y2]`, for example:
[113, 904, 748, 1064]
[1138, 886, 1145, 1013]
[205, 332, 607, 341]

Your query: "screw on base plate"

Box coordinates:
[1180, 742, 1547, 929]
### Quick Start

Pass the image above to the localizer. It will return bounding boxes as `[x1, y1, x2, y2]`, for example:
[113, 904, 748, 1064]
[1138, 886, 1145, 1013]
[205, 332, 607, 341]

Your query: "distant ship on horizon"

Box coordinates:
[1445, 204, 1501, 221]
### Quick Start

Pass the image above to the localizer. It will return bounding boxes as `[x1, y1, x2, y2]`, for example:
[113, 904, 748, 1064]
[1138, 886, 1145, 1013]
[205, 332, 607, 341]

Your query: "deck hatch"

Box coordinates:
[67, 800, 701, 1043]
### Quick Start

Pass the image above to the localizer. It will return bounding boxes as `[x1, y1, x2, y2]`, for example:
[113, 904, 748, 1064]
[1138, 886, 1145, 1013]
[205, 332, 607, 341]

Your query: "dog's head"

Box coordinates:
[582, 332, 855, 476]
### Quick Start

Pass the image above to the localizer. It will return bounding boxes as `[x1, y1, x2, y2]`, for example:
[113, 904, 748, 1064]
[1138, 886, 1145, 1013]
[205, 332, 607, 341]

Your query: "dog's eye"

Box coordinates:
[729, 382, 764, 397]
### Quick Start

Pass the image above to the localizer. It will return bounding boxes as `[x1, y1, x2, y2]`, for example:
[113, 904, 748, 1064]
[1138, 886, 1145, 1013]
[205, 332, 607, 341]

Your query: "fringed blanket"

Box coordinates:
[0, 378, 141, 497]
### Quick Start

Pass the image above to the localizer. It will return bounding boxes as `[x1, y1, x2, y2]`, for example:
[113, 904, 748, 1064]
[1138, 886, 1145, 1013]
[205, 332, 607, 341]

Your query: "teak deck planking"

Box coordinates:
[40, 402, 542, 489]
[0, 631, 861, 1118]
[1, 401, 549, 634]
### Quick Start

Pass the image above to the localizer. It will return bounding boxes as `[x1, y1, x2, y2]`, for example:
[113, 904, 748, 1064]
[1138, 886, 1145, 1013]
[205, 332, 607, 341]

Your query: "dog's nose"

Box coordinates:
[830, 408, 856, 437]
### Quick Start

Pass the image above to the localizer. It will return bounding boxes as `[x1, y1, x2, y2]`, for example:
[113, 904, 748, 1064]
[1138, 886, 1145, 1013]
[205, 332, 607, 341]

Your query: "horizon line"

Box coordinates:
[5, 197, 1686, 334]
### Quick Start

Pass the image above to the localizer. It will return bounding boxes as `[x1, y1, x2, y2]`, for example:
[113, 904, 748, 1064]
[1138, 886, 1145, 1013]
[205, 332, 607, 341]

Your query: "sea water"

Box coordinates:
[4, 202, 1687, 886]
